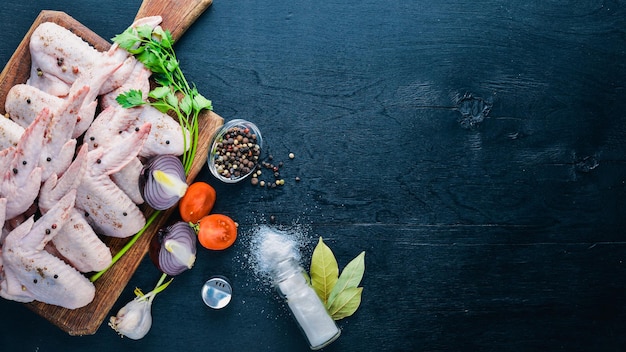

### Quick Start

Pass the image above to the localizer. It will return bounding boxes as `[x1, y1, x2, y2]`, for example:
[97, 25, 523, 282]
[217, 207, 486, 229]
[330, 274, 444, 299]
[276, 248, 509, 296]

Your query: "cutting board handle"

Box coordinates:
[135, 0, 213, 41]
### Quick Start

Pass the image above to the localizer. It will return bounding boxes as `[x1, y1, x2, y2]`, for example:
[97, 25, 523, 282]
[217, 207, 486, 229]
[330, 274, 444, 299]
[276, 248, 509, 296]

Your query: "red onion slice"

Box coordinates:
[140, 154, 188, 210]
[151, 221, 197, 276]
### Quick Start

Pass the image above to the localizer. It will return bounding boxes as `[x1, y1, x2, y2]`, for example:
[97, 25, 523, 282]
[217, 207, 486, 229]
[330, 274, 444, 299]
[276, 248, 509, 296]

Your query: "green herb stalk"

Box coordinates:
[90, 23, 212, 281]
[112, 24, 212, 174]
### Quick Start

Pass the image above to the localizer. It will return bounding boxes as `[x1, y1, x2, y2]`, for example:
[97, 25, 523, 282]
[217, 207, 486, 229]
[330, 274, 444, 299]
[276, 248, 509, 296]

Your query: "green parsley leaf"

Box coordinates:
[149, 86, 172, 100]
[151, 101, 172, 114]
[111, 29, 140, 51]
[115, 89, 146, 108]
[179, 94, 193, 116]
[165, 91, 179, 108]
[193, 94, 212, 111]
[136, 24, 154, 40]
[165, 59, 179, 73]
[152, 27, 173, 49]
[138, 50, 163, 73]
[153, 74, 173, 87]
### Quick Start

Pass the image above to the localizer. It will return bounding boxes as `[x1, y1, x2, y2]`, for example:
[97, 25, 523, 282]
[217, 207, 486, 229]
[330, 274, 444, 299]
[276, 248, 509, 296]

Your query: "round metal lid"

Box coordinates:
[201, 276, 232, 309]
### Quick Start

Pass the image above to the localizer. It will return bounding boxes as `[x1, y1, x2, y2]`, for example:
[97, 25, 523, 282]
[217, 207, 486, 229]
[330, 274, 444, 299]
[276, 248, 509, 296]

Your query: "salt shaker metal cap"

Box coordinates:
[201, 276, 232, 309]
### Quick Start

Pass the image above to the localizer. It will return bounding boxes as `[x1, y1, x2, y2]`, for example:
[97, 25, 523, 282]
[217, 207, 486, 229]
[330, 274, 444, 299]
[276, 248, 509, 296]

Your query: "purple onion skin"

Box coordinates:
[140, 154, 187, 210]
[149, 222, 197, 276]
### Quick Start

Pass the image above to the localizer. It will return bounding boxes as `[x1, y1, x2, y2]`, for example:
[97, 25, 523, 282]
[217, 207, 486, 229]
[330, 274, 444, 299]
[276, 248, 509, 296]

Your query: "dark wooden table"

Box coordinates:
[1, 1, 625, 351]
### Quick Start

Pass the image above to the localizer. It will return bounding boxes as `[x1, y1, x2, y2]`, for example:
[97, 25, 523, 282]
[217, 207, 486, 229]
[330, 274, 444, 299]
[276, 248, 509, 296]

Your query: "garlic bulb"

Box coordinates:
[109, 275, 172, 339]
[109, 296, 153, 340]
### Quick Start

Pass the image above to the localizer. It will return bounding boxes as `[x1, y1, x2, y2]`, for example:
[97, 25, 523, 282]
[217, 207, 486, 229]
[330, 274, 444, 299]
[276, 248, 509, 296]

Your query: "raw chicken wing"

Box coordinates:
[0, 191, 96, 309]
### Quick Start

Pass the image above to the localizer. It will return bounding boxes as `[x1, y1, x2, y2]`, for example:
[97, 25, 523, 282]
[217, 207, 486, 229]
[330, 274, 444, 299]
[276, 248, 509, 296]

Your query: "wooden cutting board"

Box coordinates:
[0, 0, 223, 336]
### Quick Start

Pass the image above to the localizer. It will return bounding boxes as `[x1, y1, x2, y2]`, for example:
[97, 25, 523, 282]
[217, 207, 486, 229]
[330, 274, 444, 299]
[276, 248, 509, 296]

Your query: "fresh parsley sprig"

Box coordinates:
[112, 24, 212, 174]
[90, 24, 212, 282]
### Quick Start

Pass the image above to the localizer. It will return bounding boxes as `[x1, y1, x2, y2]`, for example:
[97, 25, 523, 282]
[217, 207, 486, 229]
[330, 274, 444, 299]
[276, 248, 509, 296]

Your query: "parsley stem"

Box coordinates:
[98, 23, 213, 282]
[90, 210, 161, 282]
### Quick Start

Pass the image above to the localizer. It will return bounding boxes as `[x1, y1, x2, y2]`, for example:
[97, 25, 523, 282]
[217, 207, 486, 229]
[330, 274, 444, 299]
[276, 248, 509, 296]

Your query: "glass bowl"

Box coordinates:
[208, 119, 263, 183]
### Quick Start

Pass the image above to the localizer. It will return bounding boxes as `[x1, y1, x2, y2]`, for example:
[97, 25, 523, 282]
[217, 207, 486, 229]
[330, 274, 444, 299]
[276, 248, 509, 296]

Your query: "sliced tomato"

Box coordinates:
[179, 182, 216, 223]
[197, 214, 237, 250]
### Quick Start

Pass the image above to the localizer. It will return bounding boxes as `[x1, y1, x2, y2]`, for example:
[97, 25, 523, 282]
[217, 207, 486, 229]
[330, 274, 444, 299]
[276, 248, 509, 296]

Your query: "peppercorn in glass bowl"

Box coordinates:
[208, 119, 263, 183]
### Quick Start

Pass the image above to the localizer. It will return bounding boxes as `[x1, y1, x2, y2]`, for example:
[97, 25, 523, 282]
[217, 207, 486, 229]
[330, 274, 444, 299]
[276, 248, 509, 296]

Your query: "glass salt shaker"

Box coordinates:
[273, 257, 341, 350]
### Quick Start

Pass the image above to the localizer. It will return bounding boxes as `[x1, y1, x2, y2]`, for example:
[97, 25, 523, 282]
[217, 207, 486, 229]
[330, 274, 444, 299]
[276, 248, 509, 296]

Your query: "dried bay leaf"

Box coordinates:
[327, 251, 365, 308]
[310, 237, 339, 304]
[327, 287, 363, 320]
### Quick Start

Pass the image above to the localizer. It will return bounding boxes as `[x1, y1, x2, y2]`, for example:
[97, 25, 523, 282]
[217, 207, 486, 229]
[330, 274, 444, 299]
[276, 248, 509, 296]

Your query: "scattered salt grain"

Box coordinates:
[240, 223, 312, 291]
[251, 226, 301, 278]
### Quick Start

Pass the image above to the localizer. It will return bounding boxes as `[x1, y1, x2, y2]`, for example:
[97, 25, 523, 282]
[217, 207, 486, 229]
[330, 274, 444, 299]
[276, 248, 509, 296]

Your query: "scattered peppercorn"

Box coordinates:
[249, 148, 302, 189]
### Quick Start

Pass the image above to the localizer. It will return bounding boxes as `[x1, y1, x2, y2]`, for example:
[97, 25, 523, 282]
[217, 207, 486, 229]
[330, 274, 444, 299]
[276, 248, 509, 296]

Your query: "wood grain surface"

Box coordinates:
[0, 2, 222, 336]
[0, 0, 625, 351]
[136, 0, 213, 40]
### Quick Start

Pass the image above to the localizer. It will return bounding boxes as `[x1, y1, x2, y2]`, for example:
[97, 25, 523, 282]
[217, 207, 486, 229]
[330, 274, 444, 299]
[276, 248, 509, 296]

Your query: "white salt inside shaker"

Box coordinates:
[275, 257, 341, 350]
